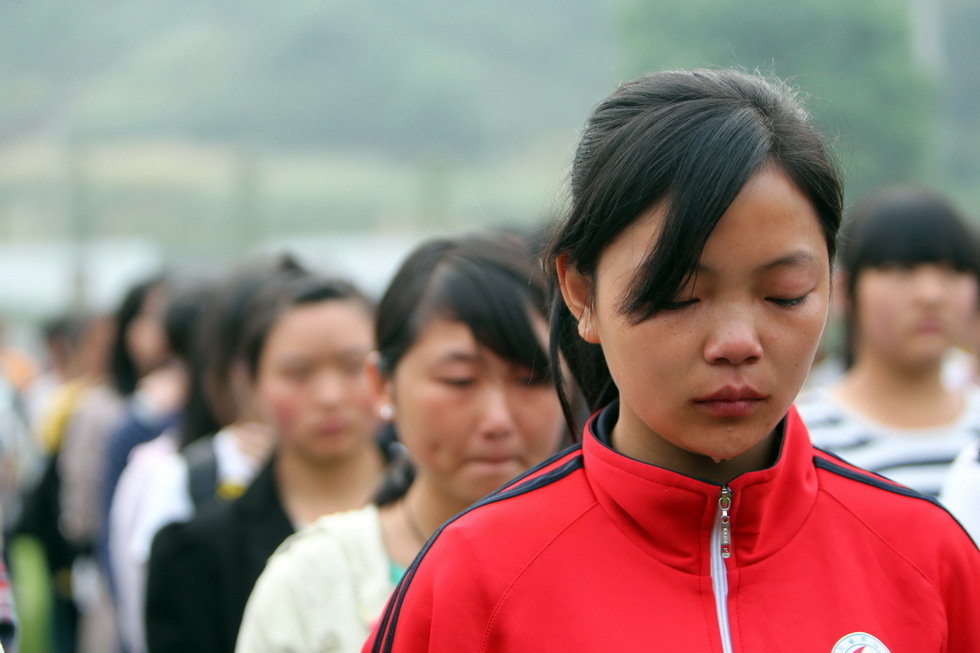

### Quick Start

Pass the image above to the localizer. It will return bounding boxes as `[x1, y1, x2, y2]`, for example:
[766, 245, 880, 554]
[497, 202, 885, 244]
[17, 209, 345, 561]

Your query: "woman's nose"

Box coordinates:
[910, 267, 948, 303]
[314, 370, 346, 405]
[478, 384, 518, 439]
[702, 315, 763, 366]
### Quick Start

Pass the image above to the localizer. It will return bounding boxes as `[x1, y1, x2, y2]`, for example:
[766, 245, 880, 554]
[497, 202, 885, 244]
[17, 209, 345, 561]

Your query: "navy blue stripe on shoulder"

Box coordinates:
[494, 442, 582, 494]
[813, 455, 941, 507]
[814, 456, 978, 548]
[813, 446, 897, 482]
[372, 453, 584, 653]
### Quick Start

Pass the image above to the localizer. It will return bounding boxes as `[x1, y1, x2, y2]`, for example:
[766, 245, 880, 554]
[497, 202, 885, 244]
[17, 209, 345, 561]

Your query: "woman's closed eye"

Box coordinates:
[439, 376, 476, 388]
[662, 294, 811, 310]
[663, 297, 698, 311]
[766, 294, 809, 308]
[280, 365, 313, 382]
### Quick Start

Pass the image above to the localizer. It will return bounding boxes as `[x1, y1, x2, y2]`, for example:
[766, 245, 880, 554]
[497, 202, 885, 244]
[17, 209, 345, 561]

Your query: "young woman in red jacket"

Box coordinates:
[365, 69, 980, 653]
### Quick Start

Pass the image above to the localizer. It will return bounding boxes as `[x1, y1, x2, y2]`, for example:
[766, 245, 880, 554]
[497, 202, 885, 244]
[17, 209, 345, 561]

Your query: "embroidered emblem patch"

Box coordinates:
[831, 632, 891, 653]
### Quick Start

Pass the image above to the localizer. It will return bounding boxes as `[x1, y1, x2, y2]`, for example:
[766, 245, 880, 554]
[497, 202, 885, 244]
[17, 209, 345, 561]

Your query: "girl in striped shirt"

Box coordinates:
[797, 185, 980, 496]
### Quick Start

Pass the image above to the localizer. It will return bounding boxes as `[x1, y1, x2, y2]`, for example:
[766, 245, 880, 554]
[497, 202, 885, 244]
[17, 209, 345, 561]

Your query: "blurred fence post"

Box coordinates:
[417, 152, 451, 230]
[63, 139, 88, 312]
[231, 145, 261, 255]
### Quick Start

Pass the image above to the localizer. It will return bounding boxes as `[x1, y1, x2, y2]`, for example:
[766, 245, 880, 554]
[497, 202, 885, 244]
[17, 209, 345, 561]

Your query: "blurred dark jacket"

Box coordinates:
[144, 459, 292, 653]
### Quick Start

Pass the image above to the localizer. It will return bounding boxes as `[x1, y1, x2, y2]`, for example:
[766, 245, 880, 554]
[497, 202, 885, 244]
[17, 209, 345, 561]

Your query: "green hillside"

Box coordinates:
[0, 1, 616, 157]
[1, 0, 978, 259]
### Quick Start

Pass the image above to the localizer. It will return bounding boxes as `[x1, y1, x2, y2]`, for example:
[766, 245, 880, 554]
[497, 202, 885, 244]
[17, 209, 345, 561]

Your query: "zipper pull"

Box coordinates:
[718, 486, 733, 559]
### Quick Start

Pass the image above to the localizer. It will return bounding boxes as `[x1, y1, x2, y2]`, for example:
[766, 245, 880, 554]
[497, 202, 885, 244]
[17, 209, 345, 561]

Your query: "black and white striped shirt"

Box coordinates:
[796, 387, 980, 497]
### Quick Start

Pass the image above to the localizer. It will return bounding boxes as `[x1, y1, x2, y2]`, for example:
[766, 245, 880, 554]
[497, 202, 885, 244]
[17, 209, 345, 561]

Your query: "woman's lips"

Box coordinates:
[915, 319, 944, 334]
[694, 386, 767, 418]
[694, 398, 765, 418]
[315, 421, 347, 435]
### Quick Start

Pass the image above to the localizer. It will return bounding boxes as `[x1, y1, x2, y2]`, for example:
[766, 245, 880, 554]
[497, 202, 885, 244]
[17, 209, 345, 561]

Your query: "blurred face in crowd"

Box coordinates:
[377, 316, 564, 506]
[252, 299, 378, 464]
[853, 263, 978, 371]
[126, 285, 170, 375]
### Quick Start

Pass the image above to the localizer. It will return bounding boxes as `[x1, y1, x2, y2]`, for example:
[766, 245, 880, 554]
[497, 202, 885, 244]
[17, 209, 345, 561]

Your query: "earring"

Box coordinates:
[379, 404, 395, 421]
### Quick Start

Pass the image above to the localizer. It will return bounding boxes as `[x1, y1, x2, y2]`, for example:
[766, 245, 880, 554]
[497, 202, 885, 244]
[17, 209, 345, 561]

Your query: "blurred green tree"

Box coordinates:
[0, 0, 615, 161]
[617, 0, 937, 202]
[943, 0, 980, 199]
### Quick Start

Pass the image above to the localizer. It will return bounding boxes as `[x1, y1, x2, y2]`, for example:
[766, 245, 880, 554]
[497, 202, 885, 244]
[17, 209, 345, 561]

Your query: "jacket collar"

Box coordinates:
[234, 455, 290, 524]
[583, 401, 818, 573]
[230, 455, 296, 572]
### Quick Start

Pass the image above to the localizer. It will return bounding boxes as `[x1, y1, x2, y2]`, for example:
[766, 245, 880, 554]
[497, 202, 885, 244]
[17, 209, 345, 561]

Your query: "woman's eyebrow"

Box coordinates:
[695, 250, 819, 275]
[759, 250, 820, 271]
[435, 350, 480, 364]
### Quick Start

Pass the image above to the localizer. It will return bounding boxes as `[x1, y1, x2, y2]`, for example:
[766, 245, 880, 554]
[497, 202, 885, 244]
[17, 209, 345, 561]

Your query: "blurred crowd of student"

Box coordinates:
[0, 229, 569, 653]
[0, 182, 978, 653]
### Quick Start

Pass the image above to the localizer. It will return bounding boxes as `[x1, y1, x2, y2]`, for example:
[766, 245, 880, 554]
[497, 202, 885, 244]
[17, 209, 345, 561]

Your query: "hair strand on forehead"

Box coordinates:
[375, 233, 553, 384]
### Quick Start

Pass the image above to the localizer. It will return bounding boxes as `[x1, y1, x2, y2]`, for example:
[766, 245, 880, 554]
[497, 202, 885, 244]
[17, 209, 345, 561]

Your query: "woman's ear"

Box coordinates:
[555, 253, 600, 344]
[365, 351, 395, 420]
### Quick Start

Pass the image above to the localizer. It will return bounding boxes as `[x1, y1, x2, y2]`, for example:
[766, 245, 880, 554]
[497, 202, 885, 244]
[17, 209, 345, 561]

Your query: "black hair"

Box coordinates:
[839, 185, 980, 368]
[41, 312, 89, 373]
[161, 282, 223, 446]
[238, 274, 373, 381]
[162, 283, 212, 363]
[371, 422, 414, 506]
[197, 254, 307, 431]
[42, 313, 88, 349]
[371, 233, 556, 506]
[545, 69, 844, 432]
[375, 233, 551, 382]
[108, 275, 167, 396]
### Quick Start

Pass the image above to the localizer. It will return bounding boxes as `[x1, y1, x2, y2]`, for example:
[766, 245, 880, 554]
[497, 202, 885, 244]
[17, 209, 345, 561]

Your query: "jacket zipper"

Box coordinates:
[710, 486, 734, 653]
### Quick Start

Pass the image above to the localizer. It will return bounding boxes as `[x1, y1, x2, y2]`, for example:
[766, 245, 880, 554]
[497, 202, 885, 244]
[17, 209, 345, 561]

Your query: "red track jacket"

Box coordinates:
[365, 403, 980, 653]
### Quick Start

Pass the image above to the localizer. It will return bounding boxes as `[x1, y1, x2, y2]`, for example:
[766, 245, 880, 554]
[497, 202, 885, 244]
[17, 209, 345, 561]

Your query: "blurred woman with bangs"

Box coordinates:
[146, 272, 386, 653]
[235, 233, 567, 653]
[797, 185, 980, 497]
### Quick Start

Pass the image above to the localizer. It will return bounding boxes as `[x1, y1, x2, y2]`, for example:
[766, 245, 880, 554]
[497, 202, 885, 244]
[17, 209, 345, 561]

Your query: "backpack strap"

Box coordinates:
[181, 438, 218, 510]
